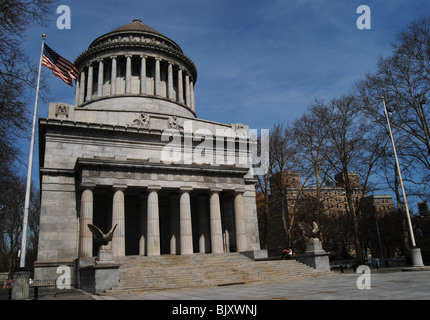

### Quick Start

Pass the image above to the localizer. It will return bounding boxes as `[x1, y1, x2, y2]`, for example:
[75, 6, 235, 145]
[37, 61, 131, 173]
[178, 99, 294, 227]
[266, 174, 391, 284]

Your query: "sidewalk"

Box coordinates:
[92, 269, 430, 300]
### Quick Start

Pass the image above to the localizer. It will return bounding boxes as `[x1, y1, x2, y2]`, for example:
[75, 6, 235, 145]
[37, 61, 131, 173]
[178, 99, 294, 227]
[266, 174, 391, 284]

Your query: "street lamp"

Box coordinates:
[381, 97, 424, 267]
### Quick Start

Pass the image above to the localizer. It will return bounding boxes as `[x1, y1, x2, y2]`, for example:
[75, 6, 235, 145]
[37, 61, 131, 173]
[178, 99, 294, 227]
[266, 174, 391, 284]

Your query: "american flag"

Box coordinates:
[42, 44, 80, 86]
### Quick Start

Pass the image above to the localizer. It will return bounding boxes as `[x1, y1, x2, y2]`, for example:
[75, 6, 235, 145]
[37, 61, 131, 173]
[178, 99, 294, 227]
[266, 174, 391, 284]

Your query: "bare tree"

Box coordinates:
[267, 123, 300, 248]
[293, 100, 332, 222]
[0, 0, 54, 176]
[354, 16, 430, 255]
[0, 0, 54, 273]
[0, 176, 39, 274]
[255, 135, 273, 250]
[320, 96, 384, 263]
[355, 16, 430, 198]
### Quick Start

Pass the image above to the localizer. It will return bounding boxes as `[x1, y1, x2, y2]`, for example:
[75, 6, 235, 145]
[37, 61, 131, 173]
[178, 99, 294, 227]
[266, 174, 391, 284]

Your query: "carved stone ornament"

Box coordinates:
[127, 112, 150, 128]
[55, 104, 69, 119]
[232, 123, 247, 139]
[168, 116, 184, 130]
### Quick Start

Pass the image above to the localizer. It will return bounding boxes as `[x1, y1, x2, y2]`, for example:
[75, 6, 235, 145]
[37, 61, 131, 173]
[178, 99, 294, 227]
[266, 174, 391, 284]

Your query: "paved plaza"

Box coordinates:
[41, 268, 429, 301]
[94, 269, 430, 300]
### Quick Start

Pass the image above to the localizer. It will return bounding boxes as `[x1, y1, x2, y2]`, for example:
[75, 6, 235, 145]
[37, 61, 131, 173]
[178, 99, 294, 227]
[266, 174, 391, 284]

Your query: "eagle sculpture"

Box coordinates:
[297, 221, 319, 240]
[87, 224, 117, 246]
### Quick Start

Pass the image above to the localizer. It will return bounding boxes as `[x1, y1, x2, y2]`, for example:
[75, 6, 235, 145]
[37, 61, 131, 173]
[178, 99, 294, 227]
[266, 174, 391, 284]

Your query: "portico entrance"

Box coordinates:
[82, 186, 247, 258]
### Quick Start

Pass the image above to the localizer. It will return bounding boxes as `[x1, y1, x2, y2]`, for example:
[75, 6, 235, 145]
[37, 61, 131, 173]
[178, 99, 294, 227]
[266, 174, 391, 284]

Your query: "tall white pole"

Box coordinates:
[19, 34, 46, 269]
[382, 97, 424, 267]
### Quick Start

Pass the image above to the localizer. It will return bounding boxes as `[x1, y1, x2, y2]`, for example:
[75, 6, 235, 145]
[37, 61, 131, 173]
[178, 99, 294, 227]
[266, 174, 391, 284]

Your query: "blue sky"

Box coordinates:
[20, 0, 430, 203]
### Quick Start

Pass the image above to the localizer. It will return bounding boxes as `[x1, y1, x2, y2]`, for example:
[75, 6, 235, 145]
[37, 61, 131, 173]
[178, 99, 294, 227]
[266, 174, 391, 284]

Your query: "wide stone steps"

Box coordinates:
[103, 253, 333, 295]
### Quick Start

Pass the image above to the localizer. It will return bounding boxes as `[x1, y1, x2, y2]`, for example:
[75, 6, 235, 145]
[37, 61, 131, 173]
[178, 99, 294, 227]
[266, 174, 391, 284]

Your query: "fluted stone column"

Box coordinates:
[125, 55, 132, 94]
[79, 188, 93, 257]
[97, 59, 104, 97]
[79, 70, 86, 104]
[167, 63, 174, 100]
[185, 74, 190, 107]
[74, 79, 80, 106]
[190, 81, 195, 112]
[147, 186, 161, 256]
[180, 187, 193, 255]
[110, 56, 117, 95]
[177, 68, 183, 103]
[112, 187, 126, 257]
[155, 58, 161, 96]
[140, 55, 146, 95]
[210, 189, 224, 253]
[87, 63, 93, 101]
[234, 190, 248, 252]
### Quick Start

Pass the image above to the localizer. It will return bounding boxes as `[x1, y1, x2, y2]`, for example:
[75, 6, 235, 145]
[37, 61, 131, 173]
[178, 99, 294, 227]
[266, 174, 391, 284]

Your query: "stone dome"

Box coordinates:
[73, 19, 197, 118]
[89, 19, 181, 52]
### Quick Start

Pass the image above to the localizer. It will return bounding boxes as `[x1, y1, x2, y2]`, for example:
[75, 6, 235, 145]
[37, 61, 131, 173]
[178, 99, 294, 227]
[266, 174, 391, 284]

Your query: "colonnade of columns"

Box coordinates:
[78, 186, 247, 258]
[74, 55, 196, 111]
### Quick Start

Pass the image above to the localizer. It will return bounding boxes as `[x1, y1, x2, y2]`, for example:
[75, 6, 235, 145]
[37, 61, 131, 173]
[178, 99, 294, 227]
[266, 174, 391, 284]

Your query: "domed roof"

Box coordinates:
[74, 18, 197, 83]
[110, 19, 163, 36]
[89, 18, 182, 53]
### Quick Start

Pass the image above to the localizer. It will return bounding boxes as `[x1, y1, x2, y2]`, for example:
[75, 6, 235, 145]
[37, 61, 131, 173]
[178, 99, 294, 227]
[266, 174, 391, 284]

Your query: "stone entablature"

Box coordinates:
[76, 158, 249, 190]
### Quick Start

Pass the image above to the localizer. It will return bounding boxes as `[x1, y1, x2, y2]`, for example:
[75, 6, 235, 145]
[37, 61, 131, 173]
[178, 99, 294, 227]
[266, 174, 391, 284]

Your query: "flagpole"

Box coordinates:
[19, 34, 46, 269]
[381, 97, 424, 267]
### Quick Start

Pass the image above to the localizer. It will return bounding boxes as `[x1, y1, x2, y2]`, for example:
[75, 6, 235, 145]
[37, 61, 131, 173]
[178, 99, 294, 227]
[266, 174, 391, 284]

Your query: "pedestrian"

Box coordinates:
[282, 248, 288, 260]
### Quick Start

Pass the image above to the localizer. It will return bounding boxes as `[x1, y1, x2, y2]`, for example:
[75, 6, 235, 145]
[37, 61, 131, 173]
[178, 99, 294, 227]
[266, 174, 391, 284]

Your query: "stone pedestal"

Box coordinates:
[79, 248, 119, 294]
[411, 247, 425, 267]
[294, 239, 331, 272]
[11, 271, 30, 300]
[80, 264, 119, 295]
[97, 249, 116, 265]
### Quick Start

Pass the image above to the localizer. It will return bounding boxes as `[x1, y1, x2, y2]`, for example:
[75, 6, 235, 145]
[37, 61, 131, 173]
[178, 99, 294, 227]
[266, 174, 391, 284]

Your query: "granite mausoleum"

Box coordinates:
[34, 19, 266, 282]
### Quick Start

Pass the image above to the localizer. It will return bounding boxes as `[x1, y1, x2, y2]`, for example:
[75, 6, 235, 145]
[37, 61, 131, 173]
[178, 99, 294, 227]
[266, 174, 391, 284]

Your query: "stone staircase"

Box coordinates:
[102, 253, 333, 295]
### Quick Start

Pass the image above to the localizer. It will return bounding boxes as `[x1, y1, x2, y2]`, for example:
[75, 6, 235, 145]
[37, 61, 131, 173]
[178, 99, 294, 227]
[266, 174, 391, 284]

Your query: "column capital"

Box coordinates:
[112, 184, 127, 191]
[125, 54, 133, 58]
[179, 186, 193, 193]
[110, 55, 117, 59]
[234, 188, 246, 194]
[140, 54, 148, 59]
[210, 187, 222, 194]
[147, 185, 162, 192]
[80, 183, 96, 190]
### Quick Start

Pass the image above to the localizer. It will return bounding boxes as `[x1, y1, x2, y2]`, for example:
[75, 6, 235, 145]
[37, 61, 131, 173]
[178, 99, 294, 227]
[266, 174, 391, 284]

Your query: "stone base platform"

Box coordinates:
[99, 253, 333, 295]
